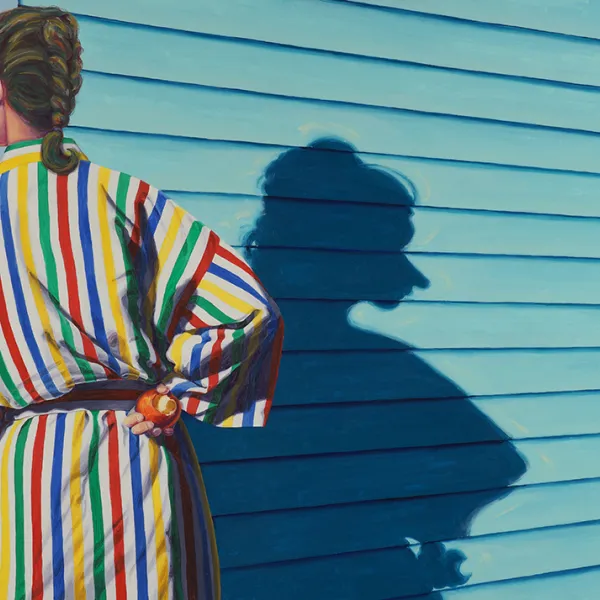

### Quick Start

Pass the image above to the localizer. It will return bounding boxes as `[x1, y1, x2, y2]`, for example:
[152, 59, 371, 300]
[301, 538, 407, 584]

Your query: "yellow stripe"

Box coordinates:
[17, 166, 74, 388]
[199, 279, 255, 315]
[70, 412, 87, 600]
[0, 149, 89, 176]
[180, 423, 221, 599]
[143, 205, 186, 320]
[97, 167, 139, 379]
[0, 152, 42, 176]
[0, 422, 20, 595]
[149, 441, 169, 596]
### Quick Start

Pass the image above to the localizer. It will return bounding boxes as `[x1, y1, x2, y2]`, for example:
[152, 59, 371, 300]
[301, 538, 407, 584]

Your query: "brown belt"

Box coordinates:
[2, 386, 150, 422]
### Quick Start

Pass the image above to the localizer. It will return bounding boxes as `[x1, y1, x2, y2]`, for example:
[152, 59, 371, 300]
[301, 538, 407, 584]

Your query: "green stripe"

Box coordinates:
[0, 351, 27, 407]
[192, 295, 237, 325]
[14, 419, 32, 598]
[88, 412, 106, 599]
[115, 173, 153, 378]
[164, 449, 185, 600]
[5, 137, 76, 152]
[38, 164, 96, 382]
[156, 222, 203, 335]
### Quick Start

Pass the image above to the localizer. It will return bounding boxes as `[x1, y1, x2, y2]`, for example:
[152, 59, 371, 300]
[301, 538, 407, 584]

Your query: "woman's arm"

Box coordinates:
[123, 187, 283, 436]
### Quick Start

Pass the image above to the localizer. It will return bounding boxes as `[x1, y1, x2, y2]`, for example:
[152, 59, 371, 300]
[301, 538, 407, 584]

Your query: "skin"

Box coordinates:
[0, 85, 177, 438]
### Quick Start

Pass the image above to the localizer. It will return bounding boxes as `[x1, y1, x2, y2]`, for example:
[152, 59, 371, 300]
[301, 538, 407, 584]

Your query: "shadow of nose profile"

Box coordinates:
[202, 137, 528, 599]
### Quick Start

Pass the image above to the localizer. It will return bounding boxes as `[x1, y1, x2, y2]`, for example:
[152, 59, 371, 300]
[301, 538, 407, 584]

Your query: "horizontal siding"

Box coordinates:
[29, 0, 600, 86]
[217, 520, 600, 599]
[195, 392, 600, 462]
[177, 194, 600, 260]
[276, 349, 600, 403]
[275, 301, 600, 350]
[353, 0, 600, 40]
[214, 478, 600, 566]
[18, 1, 599, 597]
[57, 129, 600, 218]
[69, 71, 600, 173]
[62, 17, 600, 134]
[215, 477, 600, 565]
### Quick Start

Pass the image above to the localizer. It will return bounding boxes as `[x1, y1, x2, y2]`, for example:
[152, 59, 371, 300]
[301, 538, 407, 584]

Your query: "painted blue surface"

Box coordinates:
[355, 0, 600, 40]
[31, 0, 600, 86]
[20, 0, 600, 597]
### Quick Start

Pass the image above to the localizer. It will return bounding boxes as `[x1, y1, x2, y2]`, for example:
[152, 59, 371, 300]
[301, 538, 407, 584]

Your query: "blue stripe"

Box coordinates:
[77, 162, 121, 375]
[189, 330, 210, 381]
[51, 414, 66, 600]
[207, 263, 267, 305]
[171, 381, 198, 397]
[0, 171, 61, 396]
[128, 433, 149, 599]
[145, 191, 168, 242]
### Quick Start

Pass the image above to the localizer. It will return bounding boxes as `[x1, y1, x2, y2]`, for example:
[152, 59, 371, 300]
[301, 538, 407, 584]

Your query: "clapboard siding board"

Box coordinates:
[268, 301, 600, 351]
[72, 72, 600, 174]
[193, 392, 600, 462]
[354, 0, 600, 41]
[215, 478, 600, 567]
[275, 349, 600, 405]
[177, 194, 600, 260]
[29, 0, 600, 88]
[440, 567, 600, 600]
[56, 18, 600, 134]
[219, 520, 600, 599]
[64, 128, 600, 218]
[202, 435, 600, 515]
[234, 249, 600, 305]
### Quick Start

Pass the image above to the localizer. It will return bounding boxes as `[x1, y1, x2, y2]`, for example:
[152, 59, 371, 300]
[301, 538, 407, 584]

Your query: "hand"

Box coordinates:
[123, 384, 176, 437]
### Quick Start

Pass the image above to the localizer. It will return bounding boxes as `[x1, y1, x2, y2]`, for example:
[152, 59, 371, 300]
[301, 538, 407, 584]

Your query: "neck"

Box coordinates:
[4, 106, 45, 147]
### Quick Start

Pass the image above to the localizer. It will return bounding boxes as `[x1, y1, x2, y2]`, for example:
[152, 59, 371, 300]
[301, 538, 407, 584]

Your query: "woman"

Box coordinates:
[0, 6, 283, 599]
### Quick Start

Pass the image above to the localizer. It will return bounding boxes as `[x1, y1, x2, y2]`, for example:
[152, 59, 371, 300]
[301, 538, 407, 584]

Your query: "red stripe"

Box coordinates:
[165, 436, 199, 598]
[0, 279, 42, 402]
[56, 175, 115, 379]
[166, 231, 218, 340]
[207, 328, 225, 393]
[215, 243, 256, 278]
[31, 415, 48, 598]
[181, 308, 209, 330]
[264, 318, 284, 424]
[127, 181, 150, 260]
[107, 411, 128, 600]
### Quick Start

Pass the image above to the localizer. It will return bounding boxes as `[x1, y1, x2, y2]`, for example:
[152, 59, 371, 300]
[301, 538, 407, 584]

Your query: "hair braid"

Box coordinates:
[0, 6, 84, 175]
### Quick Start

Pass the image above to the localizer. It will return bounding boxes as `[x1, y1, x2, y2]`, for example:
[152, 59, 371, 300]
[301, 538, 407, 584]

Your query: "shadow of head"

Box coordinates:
[245, 137, 429, 309]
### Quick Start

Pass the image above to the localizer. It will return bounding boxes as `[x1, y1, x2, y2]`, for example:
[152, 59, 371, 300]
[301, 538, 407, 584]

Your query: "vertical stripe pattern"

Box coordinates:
[0, 138, 283, 598]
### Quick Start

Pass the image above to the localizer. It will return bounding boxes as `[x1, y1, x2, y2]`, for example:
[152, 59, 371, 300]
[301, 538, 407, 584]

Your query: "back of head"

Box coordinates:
[0, 6, 83, 174]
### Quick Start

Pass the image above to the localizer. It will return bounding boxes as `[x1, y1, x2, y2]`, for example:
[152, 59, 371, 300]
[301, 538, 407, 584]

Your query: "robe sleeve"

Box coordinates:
[132, 186, 284, 427]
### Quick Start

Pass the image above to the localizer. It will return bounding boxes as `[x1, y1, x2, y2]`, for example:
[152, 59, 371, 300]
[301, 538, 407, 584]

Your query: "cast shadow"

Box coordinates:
[240, 138, 528, 598]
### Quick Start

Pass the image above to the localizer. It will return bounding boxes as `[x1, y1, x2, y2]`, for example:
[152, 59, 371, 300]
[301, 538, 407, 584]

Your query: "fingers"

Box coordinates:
[123, 411, 145, 428]
[156, 383, 169, 394]
[123, 411, 176, 437]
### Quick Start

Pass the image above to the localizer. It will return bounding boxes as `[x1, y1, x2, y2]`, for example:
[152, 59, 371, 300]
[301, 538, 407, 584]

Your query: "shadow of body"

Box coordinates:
[239, 138, 527, 598]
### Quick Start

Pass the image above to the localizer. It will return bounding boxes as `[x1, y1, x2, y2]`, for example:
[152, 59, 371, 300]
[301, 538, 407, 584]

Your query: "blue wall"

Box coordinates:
[23, 0, 600, 597]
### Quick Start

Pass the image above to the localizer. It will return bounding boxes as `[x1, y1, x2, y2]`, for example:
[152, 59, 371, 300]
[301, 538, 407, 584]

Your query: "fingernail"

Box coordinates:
[152, 428, 162, 437]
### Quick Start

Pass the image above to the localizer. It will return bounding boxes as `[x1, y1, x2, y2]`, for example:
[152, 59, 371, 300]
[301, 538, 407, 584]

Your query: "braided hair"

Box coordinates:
[0, 6, 83, 174]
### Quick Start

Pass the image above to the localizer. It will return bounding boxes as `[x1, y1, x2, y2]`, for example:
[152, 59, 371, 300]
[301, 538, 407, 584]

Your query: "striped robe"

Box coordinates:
[0, 138, 284, 599]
